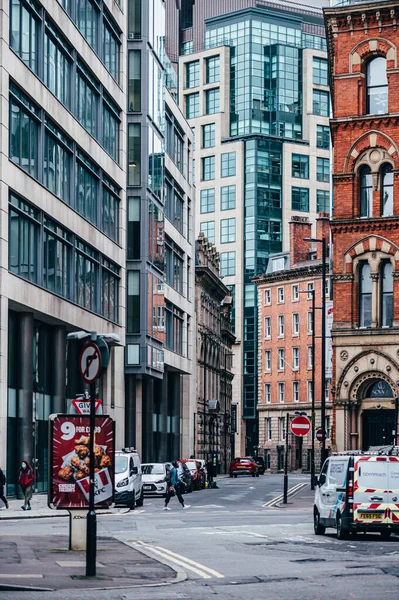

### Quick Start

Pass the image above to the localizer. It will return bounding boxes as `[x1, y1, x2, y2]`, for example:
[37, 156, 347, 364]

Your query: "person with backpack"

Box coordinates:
[163, 461, 190, 511]
[18, 461, 34, 511]
[0, 467, 8, 509]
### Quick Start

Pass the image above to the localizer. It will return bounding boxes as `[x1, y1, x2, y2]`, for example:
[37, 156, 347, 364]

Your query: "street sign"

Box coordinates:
[71, 399, 102, 415]
[316, 428, 326, 442]
[290, 415, 311, 437]
[79, 342, 102, 384]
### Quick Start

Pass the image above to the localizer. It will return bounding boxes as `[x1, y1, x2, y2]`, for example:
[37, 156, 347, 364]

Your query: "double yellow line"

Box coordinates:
[132, 540, 225, 580]
[263, 482, 308, 508]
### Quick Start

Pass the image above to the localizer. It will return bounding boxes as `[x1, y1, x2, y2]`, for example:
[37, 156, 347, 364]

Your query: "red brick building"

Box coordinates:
[325, 0, 399, 451]
[254, 216, 331, 472]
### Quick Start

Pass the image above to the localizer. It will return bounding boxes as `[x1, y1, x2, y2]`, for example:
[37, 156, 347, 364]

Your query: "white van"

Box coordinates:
[314, 449, 399, 539]
[114, 448, 144, 509]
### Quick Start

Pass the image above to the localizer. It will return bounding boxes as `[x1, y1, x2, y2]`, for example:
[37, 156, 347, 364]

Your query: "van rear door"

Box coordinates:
[353, 457, 389, 524]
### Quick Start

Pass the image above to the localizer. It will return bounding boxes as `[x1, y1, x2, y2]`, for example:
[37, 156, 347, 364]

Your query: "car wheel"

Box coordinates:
[381, 530, 392, 540]
[234, 474, 237, 478]
[128, 491, 135, 510]
[336, 515, 348, 540]
[136, 488, 144, 507]
[229, 473, 233, 478]
[314, 509, 325, 535]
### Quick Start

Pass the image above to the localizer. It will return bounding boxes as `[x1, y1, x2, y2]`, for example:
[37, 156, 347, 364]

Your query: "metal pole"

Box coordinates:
[203, 334, 207, 460]
[321, 239, 327, 465]
[283, 412, 289, 504]
[311, 290, 316, 490]
[86, 379, 97, 577]
[224, 352, 227, 474]
[394, 397, 398, 446]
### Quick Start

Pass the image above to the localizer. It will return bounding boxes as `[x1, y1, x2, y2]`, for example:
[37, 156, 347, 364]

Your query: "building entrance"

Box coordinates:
[362, 409, 395, 449]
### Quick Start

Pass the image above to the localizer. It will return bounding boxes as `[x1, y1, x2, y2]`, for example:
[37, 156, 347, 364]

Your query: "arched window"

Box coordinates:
[381, 260, 393, 327]
[366, 56, 388, 115]
[359, 166, 373, 217]
[359, 262, 372, 328]
[381, 163, 393, 217]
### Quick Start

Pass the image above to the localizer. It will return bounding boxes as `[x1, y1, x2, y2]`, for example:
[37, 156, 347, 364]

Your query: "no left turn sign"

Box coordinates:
[79, 342, 102, 384]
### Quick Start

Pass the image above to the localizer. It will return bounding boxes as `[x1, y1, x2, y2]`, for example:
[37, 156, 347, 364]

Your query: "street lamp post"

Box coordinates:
[304, 237, 327, 466]
[224, 352, 234, 474]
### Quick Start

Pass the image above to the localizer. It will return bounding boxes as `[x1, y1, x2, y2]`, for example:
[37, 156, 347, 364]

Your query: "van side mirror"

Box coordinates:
[312, 475, 319, 488]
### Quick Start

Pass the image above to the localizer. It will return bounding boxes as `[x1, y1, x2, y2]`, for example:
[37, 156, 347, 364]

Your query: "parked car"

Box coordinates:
[177, 461, 193, 493]
[254, 456, 265, 475]
[141, 463, 169, 497]
[314, 450, 399, 539]
[191, 458, 207, 486]
[180, 459, 205, 490]
[114, 448, 144, 509]
[229, 457, 259, 478]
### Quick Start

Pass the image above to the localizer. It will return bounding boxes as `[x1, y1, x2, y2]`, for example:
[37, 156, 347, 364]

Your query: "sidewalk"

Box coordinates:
[0, 535, 180, 592]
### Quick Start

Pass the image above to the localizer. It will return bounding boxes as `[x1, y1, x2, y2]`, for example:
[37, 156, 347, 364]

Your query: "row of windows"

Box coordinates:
[264, 312, 314, 339]
[186, 88, 220, 119]
[200, 152, 236, 182]
[265, 346, 313, 372]
[264, 416, 331, 442]
[9, 192, 119, 321]
[292, 188, 330, 213]
[200, 218, 236, 245]
[199, 185, 236, 215]
[9, 84, 120, 242]
[185, 56, 220, 89]
[264, 282, 322, 305]
[292, 154, 330, 180]
[10, 3, 121, 161]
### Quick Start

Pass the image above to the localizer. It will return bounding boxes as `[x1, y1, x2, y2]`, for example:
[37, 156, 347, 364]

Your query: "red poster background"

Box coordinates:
[49, 415, 114, 510]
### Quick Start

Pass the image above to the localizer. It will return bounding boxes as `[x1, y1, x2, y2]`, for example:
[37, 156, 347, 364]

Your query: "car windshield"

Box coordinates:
[142, 464, 164, 475]
[185, 461, 197, 470]
[239, 459, 251, 463]
[115, 456, 128, 474]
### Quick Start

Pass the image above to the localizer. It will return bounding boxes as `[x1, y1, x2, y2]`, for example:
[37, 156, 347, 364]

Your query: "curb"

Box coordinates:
[0, 508, 129, 521]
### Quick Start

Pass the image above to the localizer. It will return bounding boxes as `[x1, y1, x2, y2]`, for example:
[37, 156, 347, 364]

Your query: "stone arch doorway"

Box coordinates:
[356, 378, 395, 449]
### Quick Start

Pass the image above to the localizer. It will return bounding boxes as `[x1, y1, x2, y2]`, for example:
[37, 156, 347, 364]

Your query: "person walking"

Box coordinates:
[18, 461, 34, 511]
[0, 467, 8, 509]
[163, 461, 190, 511]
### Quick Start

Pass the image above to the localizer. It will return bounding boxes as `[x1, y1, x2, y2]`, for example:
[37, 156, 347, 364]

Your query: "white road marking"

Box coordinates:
[0, 574, 44, 579]
[152, 546, 225, 579]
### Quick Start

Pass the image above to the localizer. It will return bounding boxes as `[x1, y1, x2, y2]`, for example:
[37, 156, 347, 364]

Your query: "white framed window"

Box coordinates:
[293, 313, 299, 335]
[266, 417, 272, 441]
[278, 287, 284, 303]
[325, 278, 329, 297]
[278, 349, 285, 370]
[278, 314, 285, 337]
[265, 383, 271, 404]
[292, 284, 299, 301]
[307, 311, 314, 334]
[308, 380, 313, 402]
[308, 346, 313, 369]
[325, 415, 331, 439]
[265, 350, 271, 371]
[265, 316, 271, 339]
[280, 416, 286, 440]
[293, 381, 299, 402]
[264, 289, 271, 305]
[307, 281, 314, 299]
[325, 380, 330, 401]
[293, 347, 299, 370]
[278, 382, 285, 403]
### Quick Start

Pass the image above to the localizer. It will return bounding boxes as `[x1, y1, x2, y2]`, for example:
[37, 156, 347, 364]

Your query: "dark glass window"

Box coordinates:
[220, 252, 235, 276]
[381, 163, 393, 217]
[44, 120, 72, 202]
[165, 238, 184, 295]
[292, 154, 309, 179]
[128, 50, 141, 112]
[127, 272, 140, 332]
[381, 260, 393, 327]
[76, 62, 100, 138]
[9, 194, 40, 283]
[316, 157, 330, 183]
[186, 93, 199, 119]
[165, 302, 184, 355]
[292, 187, 309, 212]
[221, 152, 236, 177]
[102, 177, 120, 242]
[205, 88, 220, 115]
[220, 218, 235, 243]
[186, 61, 199, 89]
[317, 125, 330, 149]
[165, 180, 184, 233]
[103, 12, 120, 82]
[200, 221, 215, 244]
[221, 185, 236, 211]
[128, 0, 141, 39]
[9, 85, 40, 179]
[317, 190, 330, 213]
[359, 165, 372, 217]
[367, 57, 388, 115]
[202, 156, 215, 181]
[43, 218, 73, 299]
[102, 259, 119, 322]
[206, 56, 220, 84]
[128, 123, 141, 185]
[44, 19, 72, 109]
[313, 90, 329, 116]
[202, 123, 215, 148]
[76, 152, 99, 224]
[77, 0, 99, 52]
[359, 262, 372, 328]
[127, 197, 140, 259]
[200, 188, 215, 213]
[148, 200, 164, 271]
[75, 240, 99, 312]
[313, 57, 328, 86]
[103, 95, 120, 162]
[10, 0, 40, 73]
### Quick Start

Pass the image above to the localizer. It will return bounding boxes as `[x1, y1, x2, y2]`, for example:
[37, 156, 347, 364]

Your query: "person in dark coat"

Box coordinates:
[18, 461, 34, 511]
[0, 467, 8, 509]
[163, 461, 190, 511]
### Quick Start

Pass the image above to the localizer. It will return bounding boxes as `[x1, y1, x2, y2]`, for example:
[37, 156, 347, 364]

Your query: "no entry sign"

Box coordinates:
[290, 415, 311, 437]
[316, 428, 326, 442]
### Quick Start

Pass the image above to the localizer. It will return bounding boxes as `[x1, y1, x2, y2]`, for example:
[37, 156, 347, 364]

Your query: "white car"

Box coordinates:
[114, 448, 144, 509]
[141, 463, 169, 497]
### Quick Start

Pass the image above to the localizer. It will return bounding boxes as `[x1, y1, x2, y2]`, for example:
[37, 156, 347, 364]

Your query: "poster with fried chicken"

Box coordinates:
[49, 415, 114, 509]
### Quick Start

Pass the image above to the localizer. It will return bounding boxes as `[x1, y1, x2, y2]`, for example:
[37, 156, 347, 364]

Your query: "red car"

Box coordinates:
[179, 459, 205, 490]
[230, 457, 259, 478]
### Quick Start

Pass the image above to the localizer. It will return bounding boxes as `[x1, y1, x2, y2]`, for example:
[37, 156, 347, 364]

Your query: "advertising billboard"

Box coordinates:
[48, 415, 114, 510]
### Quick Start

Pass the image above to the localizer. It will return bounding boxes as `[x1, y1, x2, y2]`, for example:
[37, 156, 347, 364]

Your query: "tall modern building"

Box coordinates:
[166, 0, 331, 456]
[125, 0, 196, 462]
[2, 0, 126, 494]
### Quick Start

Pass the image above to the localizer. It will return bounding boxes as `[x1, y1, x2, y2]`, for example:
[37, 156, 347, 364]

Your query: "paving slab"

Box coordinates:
[0, 535, 178, 591]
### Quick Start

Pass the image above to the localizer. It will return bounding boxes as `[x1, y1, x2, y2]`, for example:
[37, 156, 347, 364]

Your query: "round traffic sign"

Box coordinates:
[316, 428, 326, 442]
[79, 342, 102, 384]
[290, 415, 311, 437]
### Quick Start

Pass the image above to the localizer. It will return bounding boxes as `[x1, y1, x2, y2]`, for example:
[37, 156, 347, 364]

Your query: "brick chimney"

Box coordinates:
[290, 216, 312, 268]
[316, 213, 330, 261]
